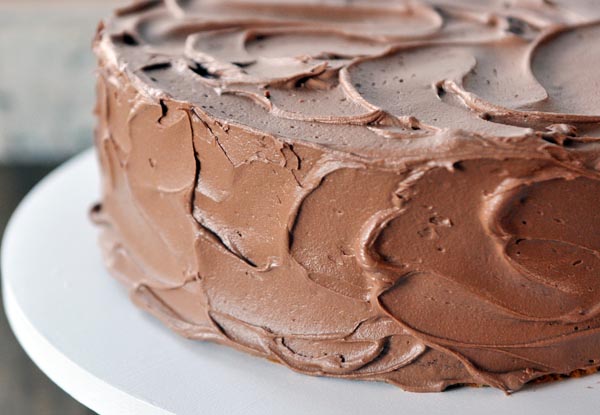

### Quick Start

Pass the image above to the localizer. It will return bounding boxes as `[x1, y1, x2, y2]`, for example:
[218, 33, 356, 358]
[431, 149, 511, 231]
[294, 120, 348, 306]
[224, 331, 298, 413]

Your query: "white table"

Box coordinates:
[3, 149, 599, 414]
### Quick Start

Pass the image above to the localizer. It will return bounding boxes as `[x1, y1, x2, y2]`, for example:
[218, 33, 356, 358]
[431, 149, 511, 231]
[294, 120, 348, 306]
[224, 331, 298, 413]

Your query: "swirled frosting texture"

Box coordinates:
[93, 0, 600, 392]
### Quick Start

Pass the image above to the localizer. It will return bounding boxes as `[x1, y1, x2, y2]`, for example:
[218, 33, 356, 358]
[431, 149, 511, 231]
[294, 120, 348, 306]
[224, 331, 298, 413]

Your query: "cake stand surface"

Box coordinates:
[2, 149, 600, 415]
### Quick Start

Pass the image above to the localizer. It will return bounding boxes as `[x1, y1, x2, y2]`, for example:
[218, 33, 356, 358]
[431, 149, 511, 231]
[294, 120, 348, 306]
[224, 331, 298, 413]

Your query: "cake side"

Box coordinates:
[92, 0, 600, 393]
[92, 56, 600, 392]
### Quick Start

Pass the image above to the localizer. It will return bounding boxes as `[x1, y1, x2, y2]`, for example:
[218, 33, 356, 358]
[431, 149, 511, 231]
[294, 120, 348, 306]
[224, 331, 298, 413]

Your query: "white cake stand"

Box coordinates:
[2, 149, 599, 415]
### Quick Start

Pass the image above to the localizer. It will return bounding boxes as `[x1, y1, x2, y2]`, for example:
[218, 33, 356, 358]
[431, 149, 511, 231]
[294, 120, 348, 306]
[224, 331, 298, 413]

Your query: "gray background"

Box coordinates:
[0, 1, 118, 163]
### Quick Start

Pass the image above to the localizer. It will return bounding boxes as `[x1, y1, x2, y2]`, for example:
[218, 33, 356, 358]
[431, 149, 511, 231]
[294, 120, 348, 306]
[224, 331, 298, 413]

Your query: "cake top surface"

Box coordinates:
[98, 0, 600, 159]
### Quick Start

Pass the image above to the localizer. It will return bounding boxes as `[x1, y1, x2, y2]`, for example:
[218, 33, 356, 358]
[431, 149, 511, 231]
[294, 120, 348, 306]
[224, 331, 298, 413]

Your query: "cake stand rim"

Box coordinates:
[1, 148, 171, 415]
[2, 148, 599, 415]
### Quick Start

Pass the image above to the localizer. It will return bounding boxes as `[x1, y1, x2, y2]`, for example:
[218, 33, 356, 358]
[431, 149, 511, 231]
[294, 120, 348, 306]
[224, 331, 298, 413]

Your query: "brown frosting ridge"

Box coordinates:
[92, 0, 600, 392]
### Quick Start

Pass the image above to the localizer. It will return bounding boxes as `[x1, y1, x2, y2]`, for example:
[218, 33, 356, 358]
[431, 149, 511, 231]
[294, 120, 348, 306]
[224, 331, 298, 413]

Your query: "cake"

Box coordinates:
[91, 0, 600, 393]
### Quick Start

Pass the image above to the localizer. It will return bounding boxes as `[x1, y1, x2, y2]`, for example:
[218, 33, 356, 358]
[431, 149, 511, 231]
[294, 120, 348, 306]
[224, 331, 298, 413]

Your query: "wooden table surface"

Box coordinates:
[0, 164, 95, 414]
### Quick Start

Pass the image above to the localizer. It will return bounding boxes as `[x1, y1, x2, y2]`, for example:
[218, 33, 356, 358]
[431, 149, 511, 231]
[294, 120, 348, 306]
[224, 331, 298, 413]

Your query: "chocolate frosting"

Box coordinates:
[92, 0, 600, 392]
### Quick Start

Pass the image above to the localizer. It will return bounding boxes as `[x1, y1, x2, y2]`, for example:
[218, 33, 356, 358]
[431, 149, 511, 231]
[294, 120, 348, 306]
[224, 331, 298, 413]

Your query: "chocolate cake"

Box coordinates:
[92, 0, 600, 393]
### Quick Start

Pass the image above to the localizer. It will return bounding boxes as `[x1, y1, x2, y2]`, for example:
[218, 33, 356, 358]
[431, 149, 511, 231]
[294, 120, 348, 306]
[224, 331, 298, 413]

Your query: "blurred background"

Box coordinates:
[1, 1, 118, 413]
